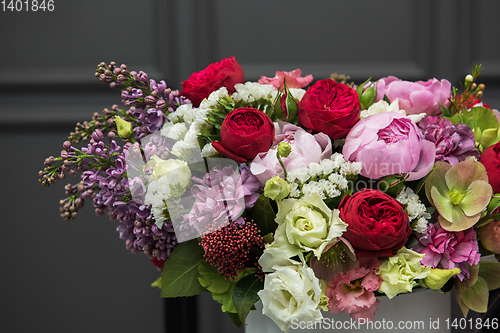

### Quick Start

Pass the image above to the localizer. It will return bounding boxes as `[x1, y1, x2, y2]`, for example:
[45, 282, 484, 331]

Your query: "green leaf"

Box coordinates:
[151, 276, 162, 289]
[161, 239, 206, 298]
[233, 275, 264, 324]
[248, 195, 277, 236]
[479, 260, 500, 290]
[461, 276, 489, 313]
[441, 104, 452, 118]
[226, 312, 243, 328]
[198, 261, 232, 294]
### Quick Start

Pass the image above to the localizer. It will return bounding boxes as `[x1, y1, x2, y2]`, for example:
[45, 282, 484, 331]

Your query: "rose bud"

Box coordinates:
[274, 86, 299, 124]
[212, 107, 275, 163]
[298, 79, 361, 139]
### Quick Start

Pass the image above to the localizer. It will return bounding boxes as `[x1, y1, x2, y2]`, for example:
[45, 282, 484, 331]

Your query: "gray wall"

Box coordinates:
[1, 1, 499, 332]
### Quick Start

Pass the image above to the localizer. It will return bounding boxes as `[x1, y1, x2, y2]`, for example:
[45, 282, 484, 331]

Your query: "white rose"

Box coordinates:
[257, 254, 323, 332]
[272, 192, 347, 259]
[148, 156, 191, 187]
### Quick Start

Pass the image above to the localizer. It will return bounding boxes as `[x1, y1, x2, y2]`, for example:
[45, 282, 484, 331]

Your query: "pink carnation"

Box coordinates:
[412, 221, 481, 281]
[326, 267, 383, 321]
[343, 112, 435, 181]
[249, 122, 332, 186]
[376, 76, 451, 116]
[258, 69, 313, 89]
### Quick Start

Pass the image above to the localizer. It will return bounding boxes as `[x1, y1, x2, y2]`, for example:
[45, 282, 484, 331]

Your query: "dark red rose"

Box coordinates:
[180, 56, 244, 107]
[339, 189, 411, 257]
[298, 79, 361, 139]
[212, 107, 275, 163]
[480, 141, 500, 193]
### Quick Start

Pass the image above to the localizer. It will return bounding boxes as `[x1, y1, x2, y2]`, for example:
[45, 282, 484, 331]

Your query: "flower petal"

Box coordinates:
[459, 180, 492, 216]
[445, 160, 489, 192]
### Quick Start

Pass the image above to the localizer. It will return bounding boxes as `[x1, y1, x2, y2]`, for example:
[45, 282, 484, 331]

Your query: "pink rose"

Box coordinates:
[376, 76, 451, 116]
[257, 69, 313, 89]
[250, 122, 332, 186]
[343, 112, 435, 181]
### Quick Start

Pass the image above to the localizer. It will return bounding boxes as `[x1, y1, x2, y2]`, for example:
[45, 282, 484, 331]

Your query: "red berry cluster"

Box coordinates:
[199, 221, 263, 280]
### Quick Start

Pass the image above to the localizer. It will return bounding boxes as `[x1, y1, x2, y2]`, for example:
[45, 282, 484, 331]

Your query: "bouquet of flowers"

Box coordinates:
[40, 56, 500, 331]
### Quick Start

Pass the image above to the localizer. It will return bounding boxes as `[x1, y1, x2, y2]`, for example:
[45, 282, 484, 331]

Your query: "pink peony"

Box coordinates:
[249, 122, 332, 186]
[412, 221, 480, 281]
[326, 266, 383, 321]
[258, 69, 313, 89]
[376, 76, 451, 116]
[343, 112, 435, 181]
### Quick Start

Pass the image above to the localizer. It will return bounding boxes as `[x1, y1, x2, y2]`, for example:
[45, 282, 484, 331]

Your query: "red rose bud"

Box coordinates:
[212, 107, 275, 163]
[274, 86, 299, 123]
[180, 56, 244, 107]
[298, 79, 361, 139]
[480, 141, 500, 193]
[339, 189, 412, 257]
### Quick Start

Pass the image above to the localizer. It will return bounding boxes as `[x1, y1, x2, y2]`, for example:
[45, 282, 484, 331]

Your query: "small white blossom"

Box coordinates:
[201, 143, 218, 158]
[307, 162, 322, 177]
[415, 217, 429, 234]
[396, 186, 431, 232]
[232, 82, 277, 103]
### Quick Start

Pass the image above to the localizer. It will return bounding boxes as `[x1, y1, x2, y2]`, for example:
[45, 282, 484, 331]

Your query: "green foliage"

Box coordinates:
[161, 239, 206, 298]
[446, 106, 500, 151]
[248, 194, 277, 236]
[198, 262, 256, 314]
[232, 275, 264, 324]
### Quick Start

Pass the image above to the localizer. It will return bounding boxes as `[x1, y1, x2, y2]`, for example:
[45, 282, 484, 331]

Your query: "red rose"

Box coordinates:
[339, 189, 411, 257]
[212, 107, 275, 163]
[298, 79, 361, 139]
[480, 142, 500, 193]
[180, 56, 244, 107]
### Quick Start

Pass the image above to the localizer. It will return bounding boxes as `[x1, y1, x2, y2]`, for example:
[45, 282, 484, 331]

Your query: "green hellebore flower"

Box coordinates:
[115, 116, 133, 139]
[425, 160, 492, 232]
[264, 176, 291, 201]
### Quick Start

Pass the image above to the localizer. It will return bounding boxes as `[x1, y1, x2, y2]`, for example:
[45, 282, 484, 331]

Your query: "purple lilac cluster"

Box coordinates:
[96, 61, 190, 140]
[40, 63, 190, 267]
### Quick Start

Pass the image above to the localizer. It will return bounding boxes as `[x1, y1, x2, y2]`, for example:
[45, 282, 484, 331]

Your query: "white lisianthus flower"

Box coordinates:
[271, 192, 347, 259]
[360, 99, 426, 123]
[377, 247, 431, 299]
[257, 253, 323, 332]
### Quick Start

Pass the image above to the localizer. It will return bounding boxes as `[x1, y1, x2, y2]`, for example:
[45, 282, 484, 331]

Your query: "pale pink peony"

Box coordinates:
[376, 76, 451, 116]
[343, 112, 435, 181]
[326, 266, 383, 321]
[258, 69, 313, 89]
[250, 122, 332, 186]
